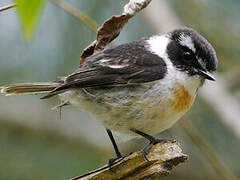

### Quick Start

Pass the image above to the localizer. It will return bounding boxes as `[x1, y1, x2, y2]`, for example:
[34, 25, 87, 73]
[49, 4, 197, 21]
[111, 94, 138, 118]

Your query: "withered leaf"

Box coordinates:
[80, 0, 152, 65]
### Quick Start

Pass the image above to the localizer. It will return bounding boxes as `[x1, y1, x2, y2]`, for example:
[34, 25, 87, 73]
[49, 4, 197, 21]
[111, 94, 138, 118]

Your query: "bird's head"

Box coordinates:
[166, 28, 218, 81]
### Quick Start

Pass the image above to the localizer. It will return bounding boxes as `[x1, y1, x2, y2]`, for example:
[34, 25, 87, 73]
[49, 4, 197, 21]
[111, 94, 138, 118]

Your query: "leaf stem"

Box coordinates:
[0, 3, 17, 12]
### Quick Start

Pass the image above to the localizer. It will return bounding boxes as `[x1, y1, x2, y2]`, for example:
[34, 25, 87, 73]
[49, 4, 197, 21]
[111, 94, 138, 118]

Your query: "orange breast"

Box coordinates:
[170, 83, 195, 112]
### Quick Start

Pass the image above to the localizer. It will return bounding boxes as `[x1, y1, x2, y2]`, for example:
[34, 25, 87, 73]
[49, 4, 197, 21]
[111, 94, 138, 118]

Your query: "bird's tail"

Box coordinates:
[1, 81, 64, 96]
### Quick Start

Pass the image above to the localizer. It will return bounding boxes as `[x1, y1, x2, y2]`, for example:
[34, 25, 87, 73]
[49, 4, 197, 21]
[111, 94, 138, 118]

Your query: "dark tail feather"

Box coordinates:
[40, 89, 67, 99]
[1, 81, 63, 96]
[40, 83, 71, 99]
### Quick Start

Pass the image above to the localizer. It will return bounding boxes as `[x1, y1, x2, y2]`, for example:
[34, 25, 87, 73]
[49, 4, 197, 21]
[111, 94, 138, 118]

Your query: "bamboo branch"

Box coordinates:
[71, 140, 188, 180]
[0, 3, 16, 12]
[180, 118, 239, 180]
[50, 0, 98, 33]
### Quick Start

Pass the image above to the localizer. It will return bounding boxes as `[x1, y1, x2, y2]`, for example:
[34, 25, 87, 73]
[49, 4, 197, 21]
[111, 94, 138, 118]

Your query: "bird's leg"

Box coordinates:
[106, 128, 123, 167]
[130, 128, 167, 161]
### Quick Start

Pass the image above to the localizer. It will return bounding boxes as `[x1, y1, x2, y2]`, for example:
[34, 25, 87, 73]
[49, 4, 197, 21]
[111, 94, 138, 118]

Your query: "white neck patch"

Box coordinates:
[146, 35, 176, 82]
[147, 35, 170, 59]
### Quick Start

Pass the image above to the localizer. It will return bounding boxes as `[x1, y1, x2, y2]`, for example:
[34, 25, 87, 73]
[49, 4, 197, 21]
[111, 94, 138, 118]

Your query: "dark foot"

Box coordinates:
[108, 155, 124, 172]
[142, 138, 166, 161]
[130, 128, 167, 161]
[108, 156, 123, 166]
[106, 128, 124, 170]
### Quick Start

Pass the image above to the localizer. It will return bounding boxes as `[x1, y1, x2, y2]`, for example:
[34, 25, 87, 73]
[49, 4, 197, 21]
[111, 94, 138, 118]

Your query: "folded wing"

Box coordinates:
[42, 40, 167, 99]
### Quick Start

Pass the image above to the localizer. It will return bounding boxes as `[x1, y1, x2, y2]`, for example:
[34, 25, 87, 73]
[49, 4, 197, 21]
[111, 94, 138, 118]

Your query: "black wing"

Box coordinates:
[41, 40, 167, 99]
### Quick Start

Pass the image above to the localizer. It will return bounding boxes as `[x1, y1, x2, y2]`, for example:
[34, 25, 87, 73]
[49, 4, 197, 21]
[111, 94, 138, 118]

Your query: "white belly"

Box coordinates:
[60, 79, 198, 136]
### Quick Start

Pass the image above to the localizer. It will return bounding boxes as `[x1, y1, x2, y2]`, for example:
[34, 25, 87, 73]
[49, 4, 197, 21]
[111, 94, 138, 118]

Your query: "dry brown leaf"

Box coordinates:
[80, 0, 152, 65]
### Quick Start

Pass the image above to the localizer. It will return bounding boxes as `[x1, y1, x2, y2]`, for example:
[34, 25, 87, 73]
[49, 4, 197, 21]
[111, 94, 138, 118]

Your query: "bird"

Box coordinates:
[1, 27, 218, 163]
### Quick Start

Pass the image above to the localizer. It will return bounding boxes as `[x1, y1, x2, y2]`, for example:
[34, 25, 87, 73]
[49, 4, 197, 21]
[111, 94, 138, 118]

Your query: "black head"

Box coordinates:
[167, 27, 218, 80]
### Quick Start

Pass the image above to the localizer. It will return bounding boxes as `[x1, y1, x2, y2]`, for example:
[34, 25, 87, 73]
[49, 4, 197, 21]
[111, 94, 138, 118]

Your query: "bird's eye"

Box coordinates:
[183, 51, 195, 61]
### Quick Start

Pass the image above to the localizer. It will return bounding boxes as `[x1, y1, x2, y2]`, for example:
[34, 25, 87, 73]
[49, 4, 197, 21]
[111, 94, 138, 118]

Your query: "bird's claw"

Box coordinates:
[142, 138, 167, 161]
[108, 156, 124, 171]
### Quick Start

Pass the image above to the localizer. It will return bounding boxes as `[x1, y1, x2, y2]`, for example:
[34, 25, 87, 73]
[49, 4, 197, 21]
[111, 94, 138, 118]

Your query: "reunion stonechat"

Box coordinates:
[1, 27, 218, 161]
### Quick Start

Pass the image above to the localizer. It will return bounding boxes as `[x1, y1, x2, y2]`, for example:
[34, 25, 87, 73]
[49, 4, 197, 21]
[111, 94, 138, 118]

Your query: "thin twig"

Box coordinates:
[180, 118, 239, 180]
[50, 0, 98, 33]
[0, 3, 16, 12]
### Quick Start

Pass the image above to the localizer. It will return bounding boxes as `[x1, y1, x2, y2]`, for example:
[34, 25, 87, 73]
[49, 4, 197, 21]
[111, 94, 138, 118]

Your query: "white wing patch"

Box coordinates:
[107, 65, 126, 69]
[99, 59, 127, 69]
[99, 59, 111, 63]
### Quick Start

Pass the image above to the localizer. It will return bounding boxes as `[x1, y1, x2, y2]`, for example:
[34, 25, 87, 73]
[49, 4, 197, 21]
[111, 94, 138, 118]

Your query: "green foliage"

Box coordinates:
[15, 0, 47, 40]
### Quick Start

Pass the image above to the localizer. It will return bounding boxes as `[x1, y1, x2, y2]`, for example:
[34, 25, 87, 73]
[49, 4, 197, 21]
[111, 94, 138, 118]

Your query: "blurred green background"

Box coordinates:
[0, 0, 240, 179]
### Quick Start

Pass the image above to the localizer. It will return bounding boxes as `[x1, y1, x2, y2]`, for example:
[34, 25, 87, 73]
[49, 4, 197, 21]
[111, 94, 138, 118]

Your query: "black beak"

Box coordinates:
[197, 70, 215, 81]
